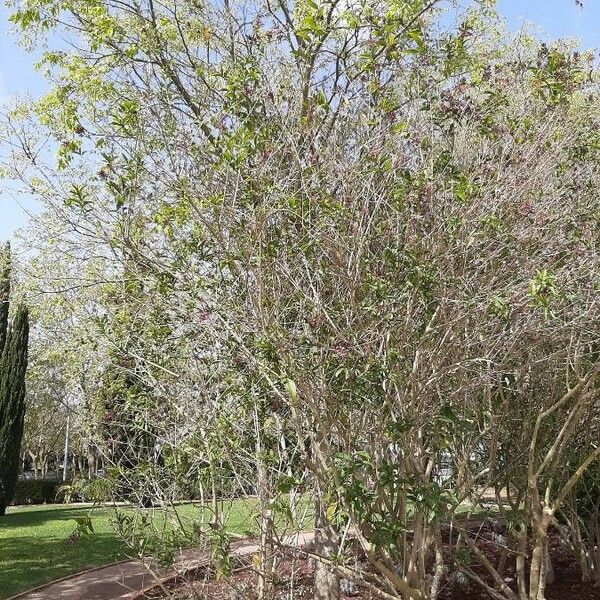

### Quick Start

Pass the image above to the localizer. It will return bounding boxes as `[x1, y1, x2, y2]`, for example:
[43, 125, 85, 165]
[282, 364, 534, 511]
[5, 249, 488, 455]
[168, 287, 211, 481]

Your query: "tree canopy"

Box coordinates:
[2, 0, 600, 598]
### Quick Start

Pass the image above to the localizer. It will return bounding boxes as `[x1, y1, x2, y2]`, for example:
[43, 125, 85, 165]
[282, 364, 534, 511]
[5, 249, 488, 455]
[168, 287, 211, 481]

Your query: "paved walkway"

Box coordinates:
[9, 532, 314, 600]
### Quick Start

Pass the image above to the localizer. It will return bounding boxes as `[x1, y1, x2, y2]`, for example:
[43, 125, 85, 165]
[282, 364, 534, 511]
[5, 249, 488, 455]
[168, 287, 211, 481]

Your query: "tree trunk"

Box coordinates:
[87, 450, 96, 479]
[314, 495, 340, 600]
[430, 524, 445, 600]
[516, 525, 528, 600]
[28, 449, 38, 479]
[311, 424, 339, 600]
[529, 516, 551, 600]
[210, 462, 219, 526]
[257, 454, 274, 600]
[255, 403, 274, 600]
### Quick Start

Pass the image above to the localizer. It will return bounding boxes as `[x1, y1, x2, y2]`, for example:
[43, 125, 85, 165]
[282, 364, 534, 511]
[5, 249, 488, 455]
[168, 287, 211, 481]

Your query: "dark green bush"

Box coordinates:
[12, 478, 63, 505]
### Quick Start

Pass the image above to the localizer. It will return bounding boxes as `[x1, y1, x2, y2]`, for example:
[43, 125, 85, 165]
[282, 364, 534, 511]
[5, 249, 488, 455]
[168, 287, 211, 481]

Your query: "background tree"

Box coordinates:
[0, 243, 9, 355]
[0, 305, 30, 515]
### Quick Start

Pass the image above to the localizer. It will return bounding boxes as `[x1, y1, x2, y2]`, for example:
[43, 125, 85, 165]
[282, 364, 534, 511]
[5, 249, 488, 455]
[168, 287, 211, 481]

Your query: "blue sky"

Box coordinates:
[0, 1, 46, 242]
[1, 0, 600, 240]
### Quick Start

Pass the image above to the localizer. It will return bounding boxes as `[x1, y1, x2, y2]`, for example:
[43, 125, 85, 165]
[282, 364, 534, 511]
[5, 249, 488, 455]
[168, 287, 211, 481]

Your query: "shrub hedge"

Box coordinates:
[12, 478, 63, 505]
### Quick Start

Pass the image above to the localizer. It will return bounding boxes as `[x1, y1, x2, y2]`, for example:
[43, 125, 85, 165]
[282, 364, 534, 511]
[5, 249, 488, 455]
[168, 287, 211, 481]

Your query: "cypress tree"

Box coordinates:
[0, 243, 10, 355]
[0, 306, 30, 516]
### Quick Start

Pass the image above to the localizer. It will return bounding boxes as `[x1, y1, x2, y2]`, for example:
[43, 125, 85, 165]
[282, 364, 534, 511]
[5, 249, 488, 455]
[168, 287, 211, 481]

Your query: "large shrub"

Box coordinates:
[5, 1, 600, 599]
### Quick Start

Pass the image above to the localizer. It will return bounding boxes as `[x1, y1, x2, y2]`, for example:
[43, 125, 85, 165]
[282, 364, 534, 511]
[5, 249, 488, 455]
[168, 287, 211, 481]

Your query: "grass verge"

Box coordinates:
[0, 500, 260, 599]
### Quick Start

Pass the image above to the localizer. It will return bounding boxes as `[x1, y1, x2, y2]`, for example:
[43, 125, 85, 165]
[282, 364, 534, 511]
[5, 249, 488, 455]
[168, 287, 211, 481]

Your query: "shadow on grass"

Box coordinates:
[2, 505, 107, 529]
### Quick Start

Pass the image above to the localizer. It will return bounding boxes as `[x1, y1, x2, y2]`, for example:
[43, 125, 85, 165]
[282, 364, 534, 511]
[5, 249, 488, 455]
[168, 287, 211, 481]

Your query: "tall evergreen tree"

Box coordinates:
[0, 243, 10, 355]
[0, 306, 30, 516]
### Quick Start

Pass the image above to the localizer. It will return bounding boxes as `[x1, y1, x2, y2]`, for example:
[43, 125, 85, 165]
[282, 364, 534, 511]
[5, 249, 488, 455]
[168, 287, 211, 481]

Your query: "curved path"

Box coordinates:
[8, 532, 314, 600]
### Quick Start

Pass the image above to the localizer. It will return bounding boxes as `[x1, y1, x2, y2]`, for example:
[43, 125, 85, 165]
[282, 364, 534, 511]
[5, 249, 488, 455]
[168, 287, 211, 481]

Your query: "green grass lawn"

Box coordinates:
[0, 500, 260, 599]
[0, 504, 125, 599]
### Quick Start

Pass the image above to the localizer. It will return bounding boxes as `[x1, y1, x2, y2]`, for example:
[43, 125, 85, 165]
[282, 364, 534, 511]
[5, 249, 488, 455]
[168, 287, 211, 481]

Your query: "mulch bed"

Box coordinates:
[140, 524, 600, 600]
[435, 522, 600, 600]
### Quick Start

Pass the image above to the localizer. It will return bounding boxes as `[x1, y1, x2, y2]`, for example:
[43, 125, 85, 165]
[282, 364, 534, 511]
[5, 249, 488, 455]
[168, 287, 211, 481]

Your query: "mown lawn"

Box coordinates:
[0, 496, 490, 598]
[0, 500, 259, 599]
[0, 504, 125, 598]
